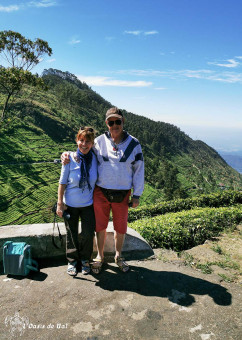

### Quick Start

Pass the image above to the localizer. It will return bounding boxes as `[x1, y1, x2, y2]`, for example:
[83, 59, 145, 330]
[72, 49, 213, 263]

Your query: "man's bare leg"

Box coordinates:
[114, 231, 125, 258]
[114, 231, 129, 272]
[95, 229, 106, 260]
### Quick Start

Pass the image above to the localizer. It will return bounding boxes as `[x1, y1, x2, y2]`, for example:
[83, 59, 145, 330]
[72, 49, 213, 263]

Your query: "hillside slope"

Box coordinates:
[0, 68, 241, 226]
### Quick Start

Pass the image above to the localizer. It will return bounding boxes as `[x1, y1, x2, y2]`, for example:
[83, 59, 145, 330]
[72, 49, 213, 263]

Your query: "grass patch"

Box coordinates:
[211, 244, 224, 255]
[218, 274, 236, 283]
[182, 253, 195, 267]
[195, 263, 213, 274]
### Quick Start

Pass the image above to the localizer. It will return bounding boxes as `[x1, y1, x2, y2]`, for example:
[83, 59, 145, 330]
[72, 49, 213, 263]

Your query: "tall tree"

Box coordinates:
[0, 30, 52, 121]
[163, 161, 187, 200]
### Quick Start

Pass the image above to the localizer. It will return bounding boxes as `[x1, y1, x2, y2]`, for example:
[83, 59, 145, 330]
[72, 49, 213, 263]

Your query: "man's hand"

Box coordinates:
[131, 197, 139, 208]
[61, 151, 70, 165]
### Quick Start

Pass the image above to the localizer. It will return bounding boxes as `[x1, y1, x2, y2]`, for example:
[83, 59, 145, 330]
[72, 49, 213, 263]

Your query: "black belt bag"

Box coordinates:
[100, 187, 129, 203]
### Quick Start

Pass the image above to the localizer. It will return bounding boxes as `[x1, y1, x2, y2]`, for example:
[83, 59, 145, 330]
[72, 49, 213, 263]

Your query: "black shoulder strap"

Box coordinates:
[52, 213, 63, 249]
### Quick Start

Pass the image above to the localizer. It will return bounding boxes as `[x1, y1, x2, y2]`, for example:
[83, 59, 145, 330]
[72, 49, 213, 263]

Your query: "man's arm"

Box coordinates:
[131, 144, 144, 208]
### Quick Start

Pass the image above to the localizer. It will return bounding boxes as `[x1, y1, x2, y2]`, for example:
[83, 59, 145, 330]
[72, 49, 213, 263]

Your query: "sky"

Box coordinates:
[0, 0, 242, 154]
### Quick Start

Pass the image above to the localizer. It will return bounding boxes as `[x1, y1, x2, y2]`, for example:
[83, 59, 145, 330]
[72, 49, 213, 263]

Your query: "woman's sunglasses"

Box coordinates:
[107, 119, 122, 127]
[80, 127, 94, 132]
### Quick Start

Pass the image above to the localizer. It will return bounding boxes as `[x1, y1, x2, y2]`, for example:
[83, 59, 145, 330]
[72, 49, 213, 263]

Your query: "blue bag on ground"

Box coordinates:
[3, 241, 38, 276]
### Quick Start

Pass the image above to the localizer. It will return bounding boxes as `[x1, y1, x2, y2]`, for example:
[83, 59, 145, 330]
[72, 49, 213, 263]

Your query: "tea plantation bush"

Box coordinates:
[0, 163, 61, 226]
[128, 190, 242, 222]
[129, 205, 242, 251]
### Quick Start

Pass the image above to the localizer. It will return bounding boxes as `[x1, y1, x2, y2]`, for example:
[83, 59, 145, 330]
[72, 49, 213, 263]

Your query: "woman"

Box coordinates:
[57, 127, 97, 276]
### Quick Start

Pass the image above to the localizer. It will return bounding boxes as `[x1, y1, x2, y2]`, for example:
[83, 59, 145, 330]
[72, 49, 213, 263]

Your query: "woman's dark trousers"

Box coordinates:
[64, 205, 95, 264]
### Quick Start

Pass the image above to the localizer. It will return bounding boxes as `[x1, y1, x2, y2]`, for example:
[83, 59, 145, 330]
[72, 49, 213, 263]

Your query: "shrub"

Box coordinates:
[128, 190, 242, 222]
[129, 205, 242, 251]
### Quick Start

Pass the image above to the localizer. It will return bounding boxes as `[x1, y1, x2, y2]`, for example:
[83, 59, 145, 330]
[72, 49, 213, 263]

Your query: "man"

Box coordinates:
[62, 107, 144, 273]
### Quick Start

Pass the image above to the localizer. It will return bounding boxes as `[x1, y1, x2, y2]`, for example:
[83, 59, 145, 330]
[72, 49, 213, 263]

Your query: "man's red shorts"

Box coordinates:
[93, 186, 131, 234]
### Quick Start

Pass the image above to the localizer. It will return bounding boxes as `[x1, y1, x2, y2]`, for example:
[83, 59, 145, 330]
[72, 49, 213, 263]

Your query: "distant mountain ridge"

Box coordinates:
[0, 68, 241, 225]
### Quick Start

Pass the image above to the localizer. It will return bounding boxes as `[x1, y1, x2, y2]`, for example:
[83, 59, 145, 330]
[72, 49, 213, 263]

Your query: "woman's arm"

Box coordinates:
[56, 184, 66, 217]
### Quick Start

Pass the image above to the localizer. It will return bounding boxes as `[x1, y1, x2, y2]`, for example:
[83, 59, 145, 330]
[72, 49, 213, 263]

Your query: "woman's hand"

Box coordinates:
[61, 152, 70, 165]
[56, 202, 64, 217]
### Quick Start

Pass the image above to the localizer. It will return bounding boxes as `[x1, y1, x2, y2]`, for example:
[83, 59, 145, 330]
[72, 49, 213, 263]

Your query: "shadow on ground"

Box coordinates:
[0, 258, 232, 308]
[84, 263, 231, 307]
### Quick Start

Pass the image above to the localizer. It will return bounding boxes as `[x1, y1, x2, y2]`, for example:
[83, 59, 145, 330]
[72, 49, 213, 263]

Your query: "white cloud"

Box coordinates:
[77, 75, 152, 87]
[115, 68, 242, 84]
[105, 36, 115, 42]
[208, 72, 242, 83]
[28, 0, 57, 7]
[144, 30, 158, 36]
[124, 30, 142, 36]
[0, 5, 20, 12]
[159, 51, 175, 56]
[208, 58, 240, 68]
[69, 38, 81, 45]
[155, 87, 167, 90]
[178, 69, 213, 79]
[124, 30, 158, 36]
[116, 69, 169, 77]
[0, 1, 57, 12]
[46, 58, 56, 63]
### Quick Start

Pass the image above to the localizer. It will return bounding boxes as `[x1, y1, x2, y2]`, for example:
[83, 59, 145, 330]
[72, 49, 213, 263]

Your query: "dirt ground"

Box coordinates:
[154, 225, 242, 284]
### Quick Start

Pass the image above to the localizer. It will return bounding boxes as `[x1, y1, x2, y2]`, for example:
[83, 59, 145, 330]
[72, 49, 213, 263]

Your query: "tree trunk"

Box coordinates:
[1, 93, 12, 121]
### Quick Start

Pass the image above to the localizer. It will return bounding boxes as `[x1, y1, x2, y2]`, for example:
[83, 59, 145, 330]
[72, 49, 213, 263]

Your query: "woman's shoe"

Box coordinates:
[81, 260, 91, 275]
[67, 261, 77, 276]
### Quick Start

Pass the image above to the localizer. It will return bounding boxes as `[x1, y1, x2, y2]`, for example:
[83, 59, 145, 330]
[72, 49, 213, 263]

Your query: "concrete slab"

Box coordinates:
[0, 222, 154, 262]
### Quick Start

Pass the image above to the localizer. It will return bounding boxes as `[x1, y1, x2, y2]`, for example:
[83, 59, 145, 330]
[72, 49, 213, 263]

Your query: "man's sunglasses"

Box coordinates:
[80, 127, 94, 132]
[107, 119, 122, 127]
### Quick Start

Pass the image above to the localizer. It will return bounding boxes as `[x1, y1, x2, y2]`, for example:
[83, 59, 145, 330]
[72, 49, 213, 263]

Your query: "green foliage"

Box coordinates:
[0, 163, 62, 226]
[128, 190, 242, 222]
[139, 183, 163, 205]
[195, 263, 213, 274]
[0, 30, 52, 121]
[0, 30, 52, 70]
[217, 274, 234, 283]
[211, 244, 224, 255]
[129, 205, 242, 251]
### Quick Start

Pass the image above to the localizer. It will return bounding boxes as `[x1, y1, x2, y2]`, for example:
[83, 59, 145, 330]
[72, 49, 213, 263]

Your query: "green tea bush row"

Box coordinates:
[0, 183, 58, 225]
[129, 205, 242, 251]
[128, 190, 242, 222]
[0, 163, 60, 226]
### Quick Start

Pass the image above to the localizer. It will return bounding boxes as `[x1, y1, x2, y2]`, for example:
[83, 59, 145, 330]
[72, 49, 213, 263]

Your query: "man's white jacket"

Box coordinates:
[94, 131, 144, 198]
